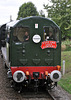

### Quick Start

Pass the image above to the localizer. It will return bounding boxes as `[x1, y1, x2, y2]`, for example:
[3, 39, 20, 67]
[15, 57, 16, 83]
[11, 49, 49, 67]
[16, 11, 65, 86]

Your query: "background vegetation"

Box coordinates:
[17, 2, 45, 19]
[17, 2, 39, 19]
[61, 39, 71, 51]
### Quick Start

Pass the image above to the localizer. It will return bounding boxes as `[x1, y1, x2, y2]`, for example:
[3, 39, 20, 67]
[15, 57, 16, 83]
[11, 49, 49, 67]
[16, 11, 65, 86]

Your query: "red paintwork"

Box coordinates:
[41, 41, 57, 49]
[11, 66, 61, 79]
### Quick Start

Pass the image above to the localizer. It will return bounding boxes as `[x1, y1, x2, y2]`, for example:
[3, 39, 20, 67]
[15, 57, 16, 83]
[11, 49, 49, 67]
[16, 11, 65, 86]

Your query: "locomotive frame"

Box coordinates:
[1, 16, 61, 92]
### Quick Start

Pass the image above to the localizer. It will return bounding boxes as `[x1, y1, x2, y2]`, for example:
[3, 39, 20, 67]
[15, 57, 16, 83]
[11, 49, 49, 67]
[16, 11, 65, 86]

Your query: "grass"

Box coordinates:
[58, 50, 71, 94]
[58, 72, 71, 94]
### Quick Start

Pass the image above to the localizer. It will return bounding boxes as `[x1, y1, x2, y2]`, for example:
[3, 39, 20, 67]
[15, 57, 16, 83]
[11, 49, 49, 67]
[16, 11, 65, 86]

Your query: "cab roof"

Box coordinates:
[6, 16, 60, 29]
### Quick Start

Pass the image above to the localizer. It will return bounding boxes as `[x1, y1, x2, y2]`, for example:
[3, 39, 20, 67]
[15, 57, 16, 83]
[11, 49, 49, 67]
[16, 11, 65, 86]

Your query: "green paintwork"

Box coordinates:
[9, 16, 61, 67]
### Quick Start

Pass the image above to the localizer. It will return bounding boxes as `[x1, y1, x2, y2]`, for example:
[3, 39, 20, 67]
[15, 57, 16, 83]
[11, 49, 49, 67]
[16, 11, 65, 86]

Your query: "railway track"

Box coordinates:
[3, 82, 54, 100]
[0, 52, 71, 100]
[48, 90, 62, 100]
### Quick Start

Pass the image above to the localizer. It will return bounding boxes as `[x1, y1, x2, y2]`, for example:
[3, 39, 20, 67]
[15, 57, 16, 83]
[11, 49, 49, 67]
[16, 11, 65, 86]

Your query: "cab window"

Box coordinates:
[43, 26, 59, 41]
[13, 27, 29, 42]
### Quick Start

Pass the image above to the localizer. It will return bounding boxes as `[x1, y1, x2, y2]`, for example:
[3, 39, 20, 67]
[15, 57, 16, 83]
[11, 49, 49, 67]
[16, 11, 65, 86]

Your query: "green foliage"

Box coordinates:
[39, 10, 45, 17]
[44, 0, 71, 38]
[17, 2, 39, 19]
[62, 39, 71, 46]
[61, 39, 71, 51]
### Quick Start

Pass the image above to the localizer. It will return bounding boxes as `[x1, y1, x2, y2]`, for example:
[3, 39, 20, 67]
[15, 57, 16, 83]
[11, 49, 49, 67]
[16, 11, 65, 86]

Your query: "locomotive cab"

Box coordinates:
[3, 16, 61, 91]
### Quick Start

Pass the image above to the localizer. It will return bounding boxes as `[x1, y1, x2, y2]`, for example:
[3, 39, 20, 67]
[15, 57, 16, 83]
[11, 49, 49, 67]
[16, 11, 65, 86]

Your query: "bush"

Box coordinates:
[61, 44, 66, 51]
[61, 39, 71, 51]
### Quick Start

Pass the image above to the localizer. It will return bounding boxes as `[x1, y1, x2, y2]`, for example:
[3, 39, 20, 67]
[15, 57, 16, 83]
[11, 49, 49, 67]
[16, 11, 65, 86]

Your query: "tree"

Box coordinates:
[44, 0, 71, 39]
[39, 10, 45, 17]
[17, 2, 39, 19]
